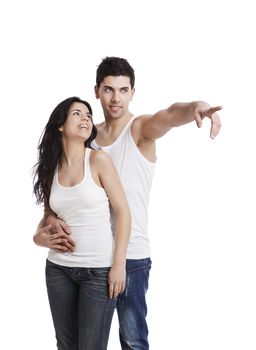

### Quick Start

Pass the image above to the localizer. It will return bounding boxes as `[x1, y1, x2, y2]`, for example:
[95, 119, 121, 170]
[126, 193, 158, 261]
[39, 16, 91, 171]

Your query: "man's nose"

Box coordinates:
[112, 91, 120, 102]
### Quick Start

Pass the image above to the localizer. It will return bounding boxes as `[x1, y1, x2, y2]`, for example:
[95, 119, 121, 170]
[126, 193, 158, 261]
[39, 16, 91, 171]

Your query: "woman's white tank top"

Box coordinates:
[48, 148, 114, 267]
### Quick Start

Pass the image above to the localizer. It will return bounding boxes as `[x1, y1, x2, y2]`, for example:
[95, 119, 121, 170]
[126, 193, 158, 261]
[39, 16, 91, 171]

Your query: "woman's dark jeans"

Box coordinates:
[45, 259, 116, 350]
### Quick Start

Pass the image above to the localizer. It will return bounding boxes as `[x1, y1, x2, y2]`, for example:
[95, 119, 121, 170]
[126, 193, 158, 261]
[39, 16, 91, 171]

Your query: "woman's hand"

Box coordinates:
[108, 264, 126, 299]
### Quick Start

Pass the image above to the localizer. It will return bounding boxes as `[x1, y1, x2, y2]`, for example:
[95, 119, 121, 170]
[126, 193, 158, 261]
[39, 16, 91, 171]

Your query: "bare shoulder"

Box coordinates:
[95, 121, 106, 134]
[132, 114, 152, 127]
[96, 121, 105, 128]
[131, 114, 153, 141]
[89, 149, 112, 168]
[90, 149, 110, 161]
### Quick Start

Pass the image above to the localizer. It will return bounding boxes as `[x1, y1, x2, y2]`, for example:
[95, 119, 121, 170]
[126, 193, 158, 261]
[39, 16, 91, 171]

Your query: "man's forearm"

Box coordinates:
[166, 101, 202, 127]
[140, 101, 221, 140]
[44, 206, 57, 224]
[33, 217, 46, 245]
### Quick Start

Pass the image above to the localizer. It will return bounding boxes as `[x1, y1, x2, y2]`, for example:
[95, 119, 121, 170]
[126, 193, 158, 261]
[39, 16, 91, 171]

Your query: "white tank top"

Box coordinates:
[48, 148, 114, 267]
[91, 117, 155, 259]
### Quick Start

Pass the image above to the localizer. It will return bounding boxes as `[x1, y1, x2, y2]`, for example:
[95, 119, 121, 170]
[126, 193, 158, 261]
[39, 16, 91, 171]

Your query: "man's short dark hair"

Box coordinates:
[96, 56, 135, 89]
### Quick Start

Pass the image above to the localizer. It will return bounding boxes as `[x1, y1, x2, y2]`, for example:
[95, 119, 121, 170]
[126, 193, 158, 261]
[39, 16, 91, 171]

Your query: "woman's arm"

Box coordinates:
[91, 150, 131, 299]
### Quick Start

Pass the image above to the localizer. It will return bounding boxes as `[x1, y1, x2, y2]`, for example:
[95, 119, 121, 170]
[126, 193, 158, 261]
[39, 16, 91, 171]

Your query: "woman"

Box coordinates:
[33, 96, 131, 350]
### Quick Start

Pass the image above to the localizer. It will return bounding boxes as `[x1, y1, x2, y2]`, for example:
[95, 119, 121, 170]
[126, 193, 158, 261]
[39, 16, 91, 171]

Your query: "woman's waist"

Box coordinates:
[70, 224, 113, 246]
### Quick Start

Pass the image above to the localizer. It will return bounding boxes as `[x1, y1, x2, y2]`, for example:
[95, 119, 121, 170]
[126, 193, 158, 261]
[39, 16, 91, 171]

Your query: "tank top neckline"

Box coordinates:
[94, 116, 137, 149]
[55, 148, 90, 189]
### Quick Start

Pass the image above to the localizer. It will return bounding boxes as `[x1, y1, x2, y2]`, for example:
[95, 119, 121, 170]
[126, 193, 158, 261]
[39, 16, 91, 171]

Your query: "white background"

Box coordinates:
[1, 0, 255, 349]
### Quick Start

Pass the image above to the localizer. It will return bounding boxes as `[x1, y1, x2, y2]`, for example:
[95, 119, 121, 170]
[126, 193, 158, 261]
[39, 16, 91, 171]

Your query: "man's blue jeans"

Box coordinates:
[45, 259, 116, 350]
[117, 258, 152, 350]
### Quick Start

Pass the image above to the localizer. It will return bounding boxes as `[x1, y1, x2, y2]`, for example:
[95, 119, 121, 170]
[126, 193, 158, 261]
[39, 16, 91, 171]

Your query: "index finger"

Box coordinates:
[204, 106, 222, 118]
[109, 282, 114, 299]
[58, 221, 72, 235]
[40, 224, 53, 234]
[53, 222, 68, 234]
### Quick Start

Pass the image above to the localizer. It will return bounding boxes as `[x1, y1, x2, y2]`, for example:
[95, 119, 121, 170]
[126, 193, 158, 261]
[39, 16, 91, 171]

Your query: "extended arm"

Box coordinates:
[137, 101, 222, 140]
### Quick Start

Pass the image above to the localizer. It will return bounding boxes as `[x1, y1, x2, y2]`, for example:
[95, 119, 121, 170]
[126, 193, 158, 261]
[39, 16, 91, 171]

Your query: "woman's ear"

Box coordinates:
[59, 126, 63, 132]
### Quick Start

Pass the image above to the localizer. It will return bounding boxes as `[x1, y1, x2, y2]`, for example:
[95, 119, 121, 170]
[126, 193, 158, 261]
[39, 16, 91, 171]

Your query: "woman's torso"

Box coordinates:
[48, 148, 114, 267]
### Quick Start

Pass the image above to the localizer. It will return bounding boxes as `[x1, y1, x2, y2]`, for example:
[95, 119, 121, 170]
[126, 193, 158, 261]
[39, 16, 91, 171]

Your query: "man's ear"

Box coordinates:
[130, 87, 135, 101]
[94, 85, 99, 99]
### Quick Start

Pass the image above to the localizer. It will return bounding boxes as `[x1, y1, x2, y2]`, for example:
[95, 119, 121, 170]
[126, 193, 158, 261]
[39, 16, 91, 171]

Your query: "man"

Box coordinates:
[34, 56, 222, 349]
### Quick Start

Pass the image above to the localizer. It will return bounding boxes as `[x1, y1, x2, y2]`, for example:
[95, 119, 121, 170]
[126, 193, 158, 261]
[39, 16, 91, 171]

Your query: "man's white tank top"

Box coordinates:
[48, 148, 114, 267]
[91, 116, 155, 259]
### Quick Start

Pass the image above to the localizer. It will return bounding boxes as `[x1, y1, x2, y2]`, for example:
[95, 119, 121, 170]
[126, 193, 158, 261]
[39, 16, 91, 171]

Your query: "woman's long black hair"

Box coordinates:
[33, 96, 97, 207]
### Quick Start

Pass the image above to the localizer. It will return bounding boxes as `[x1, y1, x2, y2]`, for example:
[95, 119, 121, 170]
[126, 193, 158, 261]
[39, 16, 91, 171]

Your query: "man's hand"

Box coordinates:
[45, 214, 75, 252]
[46, 214, 72, 234]
[136, 101, 222, 142]
[193, 101, 222, 139]
[33, 224, 74, 253]
[34, 215, 75, 252]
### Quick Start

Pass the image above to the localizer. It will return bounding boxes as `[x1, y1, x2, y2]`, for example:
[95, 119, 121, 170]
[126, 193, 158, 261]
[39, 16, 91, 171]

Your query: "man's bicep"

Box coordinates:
[136, 111, 173, 141]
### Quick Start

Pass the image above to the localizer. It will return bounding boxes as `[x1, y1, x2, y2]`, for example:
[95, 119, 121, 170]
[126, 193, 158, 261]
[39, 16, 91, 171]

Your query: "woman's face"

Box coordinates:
[59, 102, 93, 141]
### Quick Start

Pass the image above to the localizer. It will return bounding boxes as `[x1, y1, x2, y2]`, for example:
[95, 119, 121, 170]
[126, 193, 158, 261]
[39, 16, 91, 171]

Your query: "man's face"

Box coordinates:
[95, 75, 135, 119]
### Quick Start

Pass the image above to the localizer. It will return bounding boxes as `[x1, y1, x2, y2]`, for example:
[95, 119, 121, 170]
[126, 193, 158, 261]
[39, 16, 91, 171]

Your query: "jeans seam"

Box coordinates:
[127, 263, 152, 273]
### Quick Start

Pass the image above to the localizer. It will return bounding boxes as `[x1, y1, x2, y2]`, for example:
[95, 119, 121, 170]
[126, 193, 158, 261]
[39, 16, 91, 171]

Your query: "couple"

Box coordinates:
[33, 56, 222, 350]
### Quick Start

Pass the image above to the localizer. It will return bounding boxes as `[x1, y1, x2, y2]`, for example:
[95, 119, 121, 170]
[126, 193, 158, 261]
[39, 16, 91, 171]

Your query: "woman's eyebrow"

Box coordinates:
[70, 108, 91, 116]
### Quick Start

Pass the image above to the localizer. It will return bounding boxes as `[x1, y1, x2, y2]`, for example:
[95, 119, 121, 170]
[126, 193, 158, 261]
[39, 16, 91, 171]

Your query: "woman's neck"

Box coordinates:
[60, 141, 86, 167]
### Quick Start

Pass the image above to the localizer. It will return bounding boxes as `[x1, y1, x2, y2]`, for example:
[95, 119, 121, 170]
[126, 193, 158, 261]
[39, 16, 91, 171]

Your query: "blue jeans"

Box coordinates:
[45, 259, 116, 350]
[117, 258, 152, 350]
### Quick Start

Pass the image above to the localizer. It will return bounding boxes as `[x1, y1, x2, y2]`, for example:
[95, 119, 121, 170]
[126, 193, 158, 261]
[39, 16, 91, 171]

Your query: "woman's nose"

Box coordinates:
[81, 114, 89, 121]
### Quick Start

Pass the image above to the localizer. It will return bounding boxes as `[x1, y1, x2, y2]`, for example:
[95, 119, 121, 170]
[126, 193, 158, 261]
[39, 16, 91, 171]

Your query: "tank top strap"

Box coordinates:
[83, 147, 90, 181]
[84, 147, 96, 185]
[85, 147, 91, 163]
[126, 115, 137, 130]
[113, 116, 137, 145]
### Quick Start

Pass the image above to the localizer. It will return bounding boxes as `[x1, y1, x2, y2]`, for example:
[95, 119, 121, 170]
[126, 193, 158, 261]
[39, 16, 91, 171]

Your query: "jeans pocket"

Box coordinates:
[126, 258, 152, 273]
[81, 268, 112, 302]
[45, 260, 72, 291]
[89, 267, 111, 277]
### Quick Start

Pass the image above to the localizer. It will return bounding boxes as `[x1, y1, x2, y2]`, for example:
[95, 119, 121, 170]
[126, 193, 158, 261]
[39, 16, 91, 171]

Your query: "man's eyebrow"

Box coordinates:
[103, 85, 129, 90]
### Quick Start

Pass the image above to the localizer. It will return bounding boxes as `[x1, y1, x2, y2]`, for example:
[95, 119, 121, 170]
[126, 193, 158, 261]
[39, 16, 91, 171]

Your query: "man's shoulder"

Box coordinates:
[96, 121, 106, 130]
[131, 114, 153, 133]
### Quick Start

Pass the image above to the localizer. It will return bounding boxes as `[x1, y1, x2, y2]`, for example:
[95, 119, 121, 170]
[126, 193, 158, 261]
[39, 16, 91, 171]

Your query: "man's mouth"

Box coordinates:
[110, 105, 121, 111]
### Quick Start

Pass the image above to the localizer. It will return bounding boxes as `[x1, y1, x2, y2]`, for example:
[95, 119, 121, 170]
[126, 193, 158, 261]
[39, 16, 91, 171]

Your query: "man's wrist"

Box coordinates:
[45, 213, 57, 225]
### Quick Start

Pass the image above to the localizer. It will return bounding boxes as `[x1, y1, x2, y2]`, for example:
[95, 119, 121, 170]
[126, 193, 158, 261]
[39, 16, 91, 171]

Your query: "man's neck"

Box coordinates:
[104, 111, 133, 130]
[96, 111, 134, 146]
